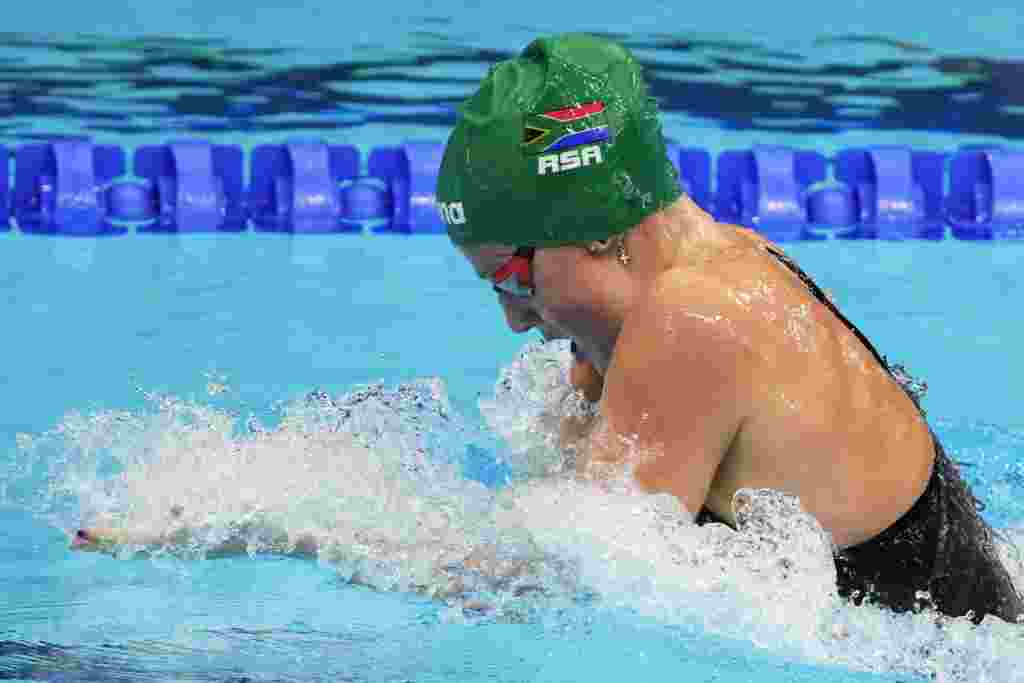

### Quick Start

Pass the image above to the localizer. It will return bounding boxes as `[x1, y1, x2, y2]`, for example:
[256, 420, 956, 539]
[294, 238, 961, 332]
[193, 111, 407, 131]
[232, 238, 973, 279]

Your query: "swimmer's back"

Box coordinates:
[655, 225, 935, 549]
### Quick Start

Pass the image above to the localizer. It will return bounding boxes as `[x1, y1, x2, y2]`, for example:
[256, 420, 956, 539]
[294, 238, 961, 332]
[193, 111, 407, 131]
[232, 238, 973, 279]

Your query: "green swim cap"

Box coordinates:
[436, 33, 682, 248]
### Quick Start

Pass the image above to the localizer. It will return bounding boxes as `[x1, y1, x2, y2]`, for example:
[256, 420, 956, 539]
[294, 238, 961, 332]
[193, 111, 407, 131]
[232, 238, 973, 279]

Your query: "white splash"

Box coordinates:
[6, 341, 1024, 682]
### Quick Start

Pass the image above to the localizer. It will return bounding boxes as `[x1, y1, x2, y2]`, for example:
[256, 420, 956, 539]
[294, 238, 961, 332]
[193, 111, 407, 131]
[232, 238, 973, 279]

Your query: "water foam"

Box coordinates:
[9, 378, 501, 593]
[6, 340, 1024, 681]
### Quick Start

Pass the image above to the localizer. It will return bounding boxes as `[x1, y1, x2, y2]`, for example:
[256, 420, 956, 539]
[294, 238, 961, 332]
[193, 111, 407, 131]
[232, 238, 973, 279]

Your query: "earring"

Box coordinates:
[616, 236, 631, 267]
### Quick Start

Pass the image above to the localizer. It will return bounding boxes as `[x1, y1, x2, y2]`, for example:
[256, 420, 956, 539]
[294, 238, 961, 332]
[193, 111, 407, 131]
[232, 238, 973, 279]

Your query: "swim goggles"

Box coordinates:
[491, 247, 535, 298]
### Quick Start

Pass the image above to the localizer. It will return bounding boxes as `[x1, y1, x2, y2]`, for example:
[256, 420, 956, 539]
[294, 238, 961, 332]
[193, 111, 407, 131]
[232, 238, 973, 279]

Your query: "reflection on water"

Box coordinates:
[0, 29, 1021, 141]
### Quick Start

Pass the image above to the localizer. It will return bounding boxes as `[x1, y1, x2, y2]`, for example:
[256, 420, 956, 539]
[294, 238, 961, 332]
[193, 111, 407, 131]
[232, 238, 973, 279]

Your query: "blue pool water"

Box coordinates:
[3, 3, 1024, 681]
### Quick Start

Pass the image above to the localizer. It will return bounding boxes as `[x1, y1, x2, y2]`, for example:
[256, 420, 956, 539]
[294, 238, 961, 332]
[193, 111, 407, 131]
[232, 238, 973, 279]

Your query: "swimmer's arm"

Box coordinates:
[72, 524, 439, 589]
[71, 522, 550, 604]
[577, 279, 752, 514]
[71, 522, 319, 559]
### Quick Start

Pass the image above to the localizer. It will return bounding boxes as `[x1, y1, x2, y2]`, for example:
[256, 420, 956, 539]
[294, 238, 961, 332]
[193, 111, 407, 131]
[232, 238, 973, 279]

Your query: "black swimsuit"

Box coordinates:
[695, 245, 1023, 624]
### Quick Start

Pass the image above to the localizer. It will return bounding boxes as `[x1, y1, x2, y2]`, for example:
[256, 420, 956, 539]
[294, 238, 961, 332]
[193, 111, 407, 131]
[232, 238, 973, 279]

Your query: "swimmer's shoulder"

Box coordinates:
[623, 264, 761, 375]
[649, 252, 758, 324]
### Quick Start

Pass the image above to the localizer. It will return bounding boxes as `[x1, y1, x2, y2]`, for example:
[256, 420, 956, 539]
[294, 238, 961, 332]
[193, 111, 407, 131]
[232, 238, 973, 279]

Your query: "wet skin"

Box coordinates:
[460, 194, 933, 549]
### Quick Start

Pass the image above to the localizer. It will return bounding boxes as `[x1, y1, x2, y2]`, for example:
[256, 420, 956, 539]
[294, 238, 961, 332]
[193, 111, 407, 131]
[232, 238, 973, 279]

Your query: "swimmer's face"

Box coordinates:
[458, 243, 613, 345]
[461, 243, 543, 335]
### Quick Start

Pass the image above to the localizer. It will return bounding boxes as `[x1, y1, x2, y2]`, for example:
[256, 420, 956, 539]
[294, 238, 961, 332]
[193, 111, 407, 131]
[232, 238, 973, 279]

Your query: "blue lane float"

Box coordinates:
[249, 141, 360, 233]
[14, 139, 127, 236]
[714, 146, 828, 242]
[369, 141, 447, 234]
[833, 147, 945, 240]
[4, 136, 1024, 241]
[134, 140, 246, 233]
[947, 147, 1024, 240]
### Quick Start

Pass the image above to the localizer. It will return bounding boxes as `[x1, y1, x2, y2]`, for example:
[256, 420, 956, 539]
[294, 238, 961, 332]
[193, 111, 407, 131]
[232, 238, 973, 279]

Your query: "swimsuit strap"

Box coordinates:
[763, 245, 893, 376]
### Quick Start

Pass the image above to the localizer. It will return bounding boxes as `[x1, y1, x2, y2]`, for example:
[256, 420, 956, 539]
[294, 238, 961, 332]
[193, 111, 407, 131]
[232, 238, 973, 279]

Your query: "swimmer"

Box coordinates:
[436, 33, 1023, 623]
[75, 33, 1022, 624]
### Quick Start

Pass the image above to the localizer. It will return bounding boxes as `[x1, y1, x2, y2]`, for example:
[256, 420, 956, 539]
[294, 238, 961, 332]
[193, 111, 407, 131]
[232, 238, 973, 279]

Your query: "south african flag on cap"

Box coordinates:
[522, 101, 611, 154]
